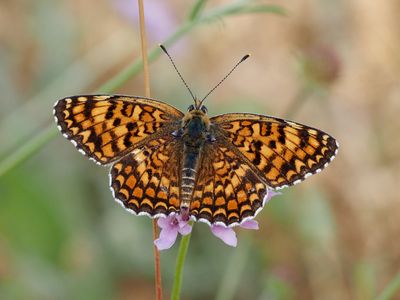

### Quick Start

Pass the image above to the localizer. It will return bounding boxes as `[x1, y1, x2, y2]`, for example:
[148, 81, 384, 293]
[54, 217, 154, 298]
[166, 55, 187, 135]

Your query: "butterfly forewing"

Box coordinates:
[190, 141, 268, 226]
[110, 135, 183, 217]
[211, 113, 338, 189]
[53, 95, 183, 165]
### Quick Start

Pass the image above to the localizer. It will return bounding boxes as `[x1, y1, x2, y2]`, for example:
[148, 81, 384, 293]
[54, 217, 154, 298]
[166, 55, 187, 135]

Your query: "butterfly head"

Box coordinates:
[188, 101, 208, 115]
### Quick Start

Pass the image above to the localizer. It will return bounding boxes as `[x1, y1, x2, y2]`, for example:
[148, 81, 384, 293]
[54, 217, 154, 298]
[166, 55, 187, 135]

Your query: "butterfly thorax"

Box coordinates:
[179, 110, 212, 213]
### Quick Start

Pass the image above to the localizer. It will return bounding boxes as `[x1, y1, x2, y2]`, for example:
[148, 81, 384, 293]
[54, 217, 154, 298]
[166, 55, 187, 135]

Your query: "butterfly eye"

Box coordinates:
[187, 104, 195, 112]
[200, 105, 208, 114]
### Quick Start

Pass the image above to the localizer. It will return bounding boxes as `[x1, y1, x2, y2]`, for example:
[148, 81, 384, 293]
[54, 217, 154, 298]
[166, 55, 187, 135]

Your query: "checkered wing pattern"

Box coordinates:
[189, 141, 269, 226]
[53, 95, 183, 165]
[110, 136, 183, 217]
[211, 113, 338, 190]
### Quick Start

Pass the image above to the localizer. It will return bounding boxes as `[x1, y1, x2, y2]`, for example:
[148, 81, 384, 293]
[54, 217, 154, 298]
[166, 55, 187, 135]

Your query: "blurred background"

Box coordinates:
[1, 0, 400, 299]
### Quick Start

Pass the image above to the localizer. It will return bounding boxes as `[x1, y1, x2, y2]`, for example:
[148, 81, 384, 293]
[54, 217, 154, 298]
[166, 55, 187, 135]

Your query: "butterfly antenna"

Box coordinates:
[159, 44, 196, 102]
[200, 54, 251, 106]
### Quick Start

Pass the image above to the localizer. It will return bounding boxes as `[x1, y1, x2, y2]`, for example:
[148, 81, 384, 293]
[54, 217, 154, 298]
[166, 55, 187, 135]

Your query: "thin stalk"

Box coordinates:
[138, 0, 151, 98]
[137, 0, 163, 299]
[171, 233, 192, 300]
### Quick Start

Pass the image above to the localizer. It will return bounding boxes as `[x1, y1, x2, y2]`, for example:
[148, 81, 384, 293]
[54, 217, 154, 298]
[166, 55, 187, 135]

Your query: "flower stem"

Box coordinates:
[137, 0, 163, 299]
[171, 233, 192, 300]
[138, 0, 151, 98]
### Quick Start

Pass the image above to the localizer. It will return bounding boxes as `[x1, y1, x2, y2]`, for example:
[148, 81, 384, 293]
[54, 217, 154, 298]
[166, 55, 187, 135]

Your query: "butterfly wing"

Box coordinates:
[53, 95, 183, 165]
[190, 141, 269, 226]
[210, 113, 338, 189]
[110, 135, 183, 217]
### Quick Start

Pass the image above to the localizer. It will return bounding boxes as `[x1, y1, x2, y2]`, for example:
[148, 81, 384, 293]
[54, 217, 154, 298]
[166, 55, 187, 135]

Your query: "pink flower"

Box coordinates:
[154, 214, 192, 250]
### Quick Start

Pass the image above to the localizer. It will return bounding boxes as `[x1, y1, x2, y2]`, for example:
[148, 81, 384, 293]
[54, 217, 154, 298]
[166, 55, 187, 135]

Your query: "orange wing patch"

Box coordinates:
[54, 95, 183, 165]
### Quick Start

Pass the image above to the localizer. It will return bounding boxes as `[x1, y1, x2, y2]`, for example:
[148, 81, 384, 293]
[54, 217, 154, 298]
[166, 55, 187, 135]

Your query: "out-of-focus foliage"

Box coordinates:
[1, 0, 400, 299]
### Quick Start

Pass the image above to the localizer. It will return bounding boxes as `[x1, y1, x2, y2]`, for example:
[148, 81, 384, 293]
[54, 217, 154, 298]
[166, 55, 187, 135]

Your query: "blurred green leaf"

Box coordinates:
[258, 274, 294, 300]
[375, 271, 400, 300]
[215, 237, 251, 300]
[188, 0, 208, 21]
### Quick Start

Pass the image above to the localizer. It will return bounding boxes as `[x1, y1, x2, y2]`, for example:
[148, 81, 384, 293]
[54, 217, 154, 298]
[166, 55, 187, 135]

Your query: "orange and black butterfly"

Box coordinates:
[53, 46, 338, 227]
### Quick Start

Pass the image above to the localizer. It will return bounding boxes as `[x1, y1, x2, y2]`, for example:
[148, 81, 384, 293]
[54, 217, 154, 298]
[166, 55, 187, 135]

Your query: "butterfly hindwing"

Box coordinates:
[190, 141, 268, 226]
[211, 113, 338, 189]
[110, 135, 183, 217]
[53, 95, 183, 165]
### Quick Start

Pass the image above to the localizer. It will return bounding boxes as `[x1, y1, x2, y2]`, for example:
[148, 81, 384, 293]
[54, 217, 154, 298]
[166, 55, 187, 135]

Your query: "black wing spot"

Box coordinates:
[123, 133, 133, 147]
[113, 118, 121, 126]
[126, 122, 135, 131]
[268, 140, 276, 149]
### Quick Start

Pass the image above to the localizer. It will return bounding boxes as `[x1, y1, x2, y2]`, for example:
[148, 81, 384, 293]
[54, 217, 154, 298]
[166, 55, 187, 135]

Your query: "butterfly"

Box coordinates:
[53, 47, 338, 227]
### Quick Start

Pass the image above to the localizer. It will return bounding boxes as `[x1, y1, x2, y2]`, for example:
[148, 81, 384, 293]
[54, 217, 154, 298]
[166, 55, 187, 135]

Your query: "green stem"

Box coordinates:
[375, 272, 400, 300]
[171, 233, 192, 300]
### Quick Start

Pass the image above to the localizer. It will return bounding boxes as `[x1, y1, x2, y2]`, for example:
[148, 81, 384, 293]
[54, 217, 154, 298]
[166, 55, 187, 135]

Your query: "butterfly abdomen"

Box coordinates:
[180, 113, 210, 209]
[181, 161, 197, 208]
[180, 147, 203, 208]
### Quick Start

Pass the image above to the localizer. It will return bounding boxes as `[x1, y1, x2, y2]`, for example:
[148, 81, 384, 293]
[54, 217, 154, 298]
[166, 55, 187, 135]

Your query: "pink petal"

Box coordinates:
[178, 223, 192, 236]
[240, 220, 259, 230]
[157, 215, 173, 229]
[154, 226, 178, 250]
[211, 225, 237, 247]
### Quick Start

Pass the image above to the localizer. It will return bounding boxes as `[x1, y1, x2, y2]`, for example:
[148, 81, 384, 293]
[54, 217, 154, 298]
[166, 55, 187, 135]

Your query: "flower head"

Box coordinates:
[154, 213, 192, 250]
[154, 189, 279, 250]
